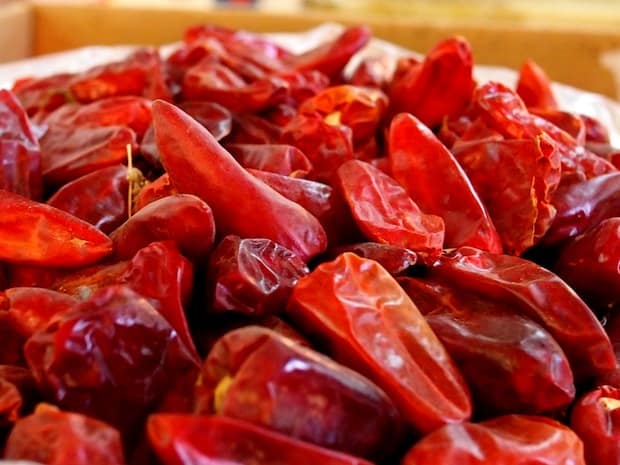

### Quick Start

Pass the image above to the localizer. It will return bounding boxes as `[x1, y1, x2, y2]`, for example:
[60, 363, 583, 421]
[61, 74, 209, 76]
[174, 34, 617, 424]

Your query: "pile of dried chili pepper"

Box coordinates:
[0, 23, 620, 465]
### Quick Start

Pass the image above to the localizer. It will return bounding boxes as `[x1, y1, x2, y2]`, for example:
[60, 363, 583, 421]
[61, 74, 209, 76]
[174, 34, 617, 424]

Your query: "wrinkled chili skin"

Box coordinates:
[429, 247, 615, 382]
[5, 404, 125, 465]
[570, 385, 620, 465]
[398, 276, 575, 416]
[401, 415, 585, 465]
[23, 285, 199, 436]
[287, 252, 471, 434]
[329, 242, 417, 276]
[206, 235, 309, 317]
[148, 414, 374, 465]
[199, 326, 403, 460]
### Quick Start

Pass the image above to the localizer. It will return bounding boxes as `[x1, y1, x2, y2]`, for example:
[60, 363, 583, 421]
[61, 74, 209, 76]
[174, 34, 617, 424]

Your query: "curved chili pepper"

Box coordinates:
[287, 252, 471, 434]
[5, 403, 125, 465]
[148, 414, 373, 465]
[430, 246, 615, 381]
[152, 100, 327, 262]
[336, 159, 445, 262]
[401, 415, 585, 465]
[0, 189, 113, 268]
[388, 113, 502, 253]
[200, 326, 403, 459]
[516, 59, 558, 109]
[570, 385, 620, 465]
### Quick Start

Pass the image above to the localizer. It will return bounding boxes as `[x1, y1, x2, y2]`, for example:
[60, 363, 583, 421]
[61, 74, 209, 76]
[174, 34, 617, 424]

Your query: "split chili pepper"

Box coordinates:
[4, 403, 125, 465]
[452, 135, 560, 255]
[388, 36, 475, 128]
[401, 415, 585, 465]
[46, 164, 129, 234]
[570, 385, 620, 465]
[24, 285, 199, 435]
[516, 59, 559, 110]
[388, 112, 502, 253]
[133, 173, 177, 212]
[199, 326, 403, 460]
[147, 414, 373, 465]
[287, 252, 471, 434]
[225, 143, 313, 177]
[110, 193, 216, 262]
[152, 100, 327, 262]
[336, 159, 445, 261]
[429, 246, 616, 381]
[0, 89, 43, 200]
[205, 235, 309, 317]
[0, 189, 113, 268]
[554, 218, 620, 314]
[398, 276, 575, 416]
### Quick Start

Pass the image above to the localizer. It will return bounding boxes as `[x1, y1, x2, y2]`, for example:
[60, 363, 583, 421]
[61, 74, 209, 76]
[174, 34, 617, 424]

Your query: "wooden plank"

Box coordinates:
[0, 1, 32, 64]
[31, 3, 620, 98]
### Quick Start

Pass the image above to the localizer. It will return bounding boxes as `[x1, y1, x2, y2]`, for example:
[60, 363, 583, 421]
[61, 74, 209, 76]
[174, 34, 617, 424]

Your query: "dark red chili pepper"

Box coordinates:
[388, 112, 502, 253]
[147, 414, 373, 465]
[226, 143, 313, 177]
[287, 252, 471, 434]
[152, 100, 327, 262]
[199, 326, 403, 460]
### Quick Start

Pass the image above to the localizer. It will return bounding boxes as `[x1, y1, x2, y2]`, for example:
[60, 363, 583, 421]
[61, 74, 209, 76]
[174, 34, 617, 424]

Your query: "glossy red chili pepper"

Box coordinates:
[452, 135, 560, 255]
[40, 124, 137, 186]
[388, 36, 474, 128]
[24, 285, 199, 434]
[299, 85, 388, 143]
[399, 276, 575, 416]
[148, 414, 373, 465]
[248, 168, 360, 246]
[200, 326, 403, 459]
[5, 403, 125, 465]
[388, 113, 502, 253]
[401, 415, 585, 465]
[330, 242, 417, 276]
[516, 59, 559, 109]
[152, 100, 327, 262]
[206, 235, 308, 317]
[336, 159, 445, 261]
[0, 89, 42, 200]
[111, 194, 216, 262]
[280, 112, 354, 184]
[430, 246, 616, 381]
[474, 81, 616, 181]
[47, 164, 129, 234]
[543, 172, 620, 246]
[0, 189, 113, 268]
[554, 217, 620, 313]
[287, 252, 471, 434]
[40, 96, 152, 140]
[226, 143, 313, 177]
[570, 385, 620, 465]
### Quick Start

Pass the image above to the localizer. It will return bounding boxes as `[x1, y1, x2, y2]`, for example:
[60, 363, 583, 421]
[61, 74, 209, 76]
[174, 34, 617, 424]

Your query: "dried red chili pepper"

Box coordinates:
[24, 285, 199, 434]
[226, 111, 281, 145]
[348, 54, 394, 89]
[40, 124, 137, 186]
[399, 276, 575, 416]
[226, 143, 313, 177]
[570, 385, 620, 465]
[388, 36, 475, 128]
[178, 100, 232, 140]
[516, 59, 559, 110]
[199, 326, 403, 459]
[429, 246, 615, 381]
[206, 235, 308, 317]
[47, 164, 129, 234]
[12, 73, 73, 117]
[111, 193, 216, 262]
[401, 415, 585, 465]
[0, 189, 113, 268]
[287, 252, 471, 434]
[330, 242, 417, 276]
[0, 378, 21, 425]
[0, 89, 42, 200]
[148, 414, 373, 465]
[529, 107, 586, 144]
[581, 113, 611, 144]
[452, 135, 560, 255]
[388, 113, 502, 253]
[133, 173, 177, 212]
[336, 159, 445, 261]
[152, 100, 327, 262]
[5, 403, 125, 465]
